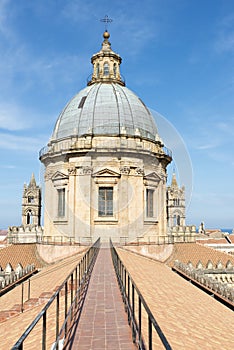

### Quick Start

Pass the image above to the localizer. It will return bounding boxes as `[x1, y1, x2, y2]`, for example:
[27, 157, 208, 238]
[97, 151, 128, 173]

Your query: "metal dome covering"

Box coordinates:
[52, 82, 158, 141]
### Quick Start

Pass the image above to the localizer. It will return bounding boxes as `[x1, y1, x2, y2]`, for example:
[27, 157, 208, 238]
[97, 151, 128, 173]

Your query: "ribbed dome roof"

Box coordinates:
[52, 82, 158, 141]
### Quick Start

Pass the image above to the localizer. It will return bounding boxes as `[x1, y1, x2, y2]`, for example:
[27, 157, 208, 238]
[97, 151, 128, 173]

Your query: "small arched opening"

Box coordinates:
[103, 62, 109, 76]
[96, 63, 100, 77]
[27, 210, 33, 225]
[113, 63, 117, 77]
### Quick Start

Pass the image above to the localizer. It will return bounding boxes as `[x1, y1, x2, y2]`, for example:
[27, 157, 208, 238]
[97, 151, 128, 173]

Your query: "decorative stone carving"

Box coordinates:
[82, 166, 93, 175]
[120, 166, 130, 175]
[68, 167, 77, 175]
[44, 170, 53, 181]
[135, 167, 144, 176]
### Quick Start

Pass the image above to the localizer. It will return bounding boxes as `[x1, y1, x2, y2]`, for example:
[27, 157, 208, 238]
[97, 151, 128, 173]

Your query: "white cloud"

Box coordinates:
[215, 120, 234, 135]
[0, 0, 11, 38]
[62, 0, 96, 22]
[0, 164, 15, 169]
[214, 13, 234, 53]
[0, 132, 47, 152]
[0, 103, 33, 131]
[196, 143, 217, 150]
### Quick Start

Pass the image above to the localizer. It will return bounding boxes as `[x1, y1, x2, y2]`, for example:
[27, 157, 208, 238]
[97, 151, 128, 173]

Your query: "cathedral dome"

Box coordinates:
[52, 82, 158, 141]
[51, 31, 158, 143]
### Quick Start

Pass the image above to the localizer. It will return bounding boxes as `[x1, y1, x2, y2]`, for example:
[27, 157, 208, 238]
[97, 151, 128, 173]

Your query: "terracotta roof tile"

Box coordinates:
[0, 248, 86, 324]
[197, 234, 234, 244]
[0, 244, 46, 270]
[166, 242, 234, 267]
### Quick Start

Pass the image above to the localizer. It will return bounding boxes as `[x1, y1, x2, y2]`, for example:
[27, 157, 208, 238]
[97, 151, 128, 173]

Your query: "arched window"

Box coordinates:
[28, 196, 34, 203]
[113, 63, 117, 77]
[173, 214, 177, 226]
[58, 188, 66, 217]
[27, 210, 33, 225]
[146, 189, 154, 217]
[177, 215, 181, 226]
[96, 63, 100, 77]
[103, 62, 109, 76]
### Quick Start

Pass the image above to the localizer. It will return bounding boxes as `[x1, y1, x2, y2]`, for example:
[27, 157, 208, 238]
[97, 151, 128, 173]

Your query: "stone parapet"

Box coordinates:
[0, 263, 35, 292]
[174, 260, 234, 304]
[7, 225, 43, 244]
[169, 225, 196, 243]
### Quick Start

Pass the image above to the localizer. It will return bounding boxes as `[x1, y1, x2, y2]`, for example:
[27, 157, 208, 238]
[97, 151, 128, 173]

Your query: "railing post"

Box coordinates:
[124, 269, 126, 295]
[21, 283, 24, 313]
[138, 296, 142, 348]
[71, 273, 74, 320]
[132, 284, 136, 343]
[42, 311, 46, 350]
[127, 275, 130, 324]
[65, 281, 68, 338]
[79, 262, 81, 288]
[148, 316, 152, 350]
[56, 293, 60, 350]
[75, 267, 78, 308]
[28, 279, 31, 301]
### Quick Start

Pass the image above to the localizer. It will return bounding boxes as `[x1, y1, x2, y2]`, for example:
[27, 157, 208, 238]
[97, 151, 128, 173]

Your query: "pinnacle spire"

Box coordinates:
[171, 172, 178, 188]
[29, 173, 36, 187]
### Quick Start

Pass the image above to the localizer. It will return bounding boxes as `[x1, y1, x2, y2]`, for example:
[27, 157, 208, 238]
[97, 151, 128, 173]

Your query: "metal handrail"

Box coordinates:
[7, 235, 93, 245]
[110, 239, 172, 350]
[12, 237, 100, 350]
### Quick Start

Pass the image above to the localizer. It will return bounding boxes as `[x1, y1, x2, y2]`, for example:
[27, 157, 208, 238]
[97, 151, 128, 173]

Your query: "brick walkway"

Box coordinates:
[64, 246, 136, 350]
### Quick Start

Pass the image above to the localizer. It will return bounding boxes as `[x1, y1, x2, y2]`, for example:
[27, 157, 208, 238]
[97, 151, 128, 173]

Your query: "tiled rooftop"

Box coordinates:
[0, 243, 46, 269]
[197, 235, 234, 244]
[167, 242, 234, 267]
[117, 247, 234, 350]
[0, 249, 87, 348]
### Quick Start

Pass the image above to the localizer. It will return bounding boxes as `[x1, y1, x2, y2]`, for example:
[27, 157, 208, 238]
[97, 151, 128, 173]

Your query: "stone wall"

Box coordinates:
[7, 225, 43, 244]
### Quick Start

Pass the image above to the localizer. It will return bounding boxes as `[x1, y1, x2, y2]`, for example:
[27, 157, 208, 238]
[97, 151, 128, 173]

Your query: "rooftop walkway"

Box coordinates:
[64, 245, 135, 350]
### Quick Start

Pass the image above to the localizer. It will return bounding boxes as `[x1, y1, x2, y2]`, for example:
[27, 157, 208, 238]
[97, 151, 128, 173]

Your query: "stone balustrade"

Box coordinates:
[174, 260, 234, 303]
[0, 263, 35, 291]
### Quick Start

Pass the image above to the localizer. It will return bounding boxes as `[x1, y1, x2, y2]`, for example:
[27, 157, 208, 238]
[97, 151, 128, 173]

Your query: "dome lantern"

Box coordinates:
[88, 31, 125, 86]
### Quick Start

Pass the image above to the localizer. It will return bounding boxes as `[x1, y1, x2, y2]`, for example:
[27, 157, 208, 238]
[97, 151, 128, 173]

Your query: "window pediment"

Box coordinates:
[52, 171, 68, 187]
[51, 171, 68, 181]
[92, 168, 120, 178]
[144, 172, 161, 182]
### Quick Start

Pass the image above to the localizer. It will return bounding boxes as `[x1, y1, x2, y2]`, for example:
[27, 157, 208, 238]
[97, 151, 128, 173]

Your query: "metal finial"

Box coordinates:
[100, 15, 113, 31]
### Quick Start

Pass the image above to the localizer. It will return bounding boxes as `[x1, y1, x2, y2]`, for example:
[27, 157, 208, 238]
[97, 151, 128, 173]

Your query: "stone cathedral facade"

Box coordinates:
[9, 31, 190, 244]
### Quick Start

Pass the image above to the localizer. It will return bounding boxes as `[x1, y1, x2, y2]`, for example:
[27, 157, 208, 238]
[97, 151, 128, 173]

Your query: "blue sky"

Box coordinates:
[0, 0, 233, 229]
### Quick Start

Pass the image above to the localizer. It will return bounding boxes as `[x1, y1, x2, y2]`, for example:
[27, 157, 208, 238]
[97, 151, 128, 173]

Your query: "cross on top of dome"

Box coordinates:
[100, 15, 113, 31]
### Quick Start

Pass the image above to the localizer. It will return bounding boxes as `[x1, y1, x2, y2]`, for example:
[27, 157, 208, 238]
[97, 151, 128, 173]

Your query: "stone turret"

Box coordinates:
[167, 172, 186, 227]
[22, 173, 41, 226]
